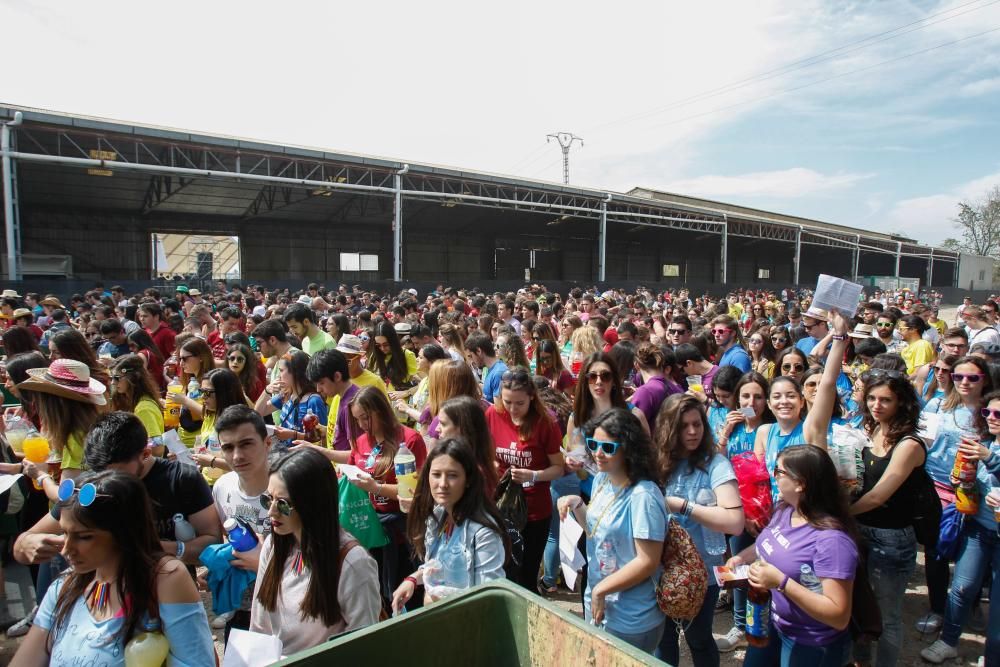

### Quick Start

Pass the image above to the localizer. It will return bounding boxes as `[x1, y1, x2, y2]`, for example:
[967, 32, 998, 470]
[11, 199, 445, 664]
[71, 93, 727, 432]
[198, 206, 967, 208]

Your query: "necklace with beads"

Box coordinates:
[87, 579, 114, 616]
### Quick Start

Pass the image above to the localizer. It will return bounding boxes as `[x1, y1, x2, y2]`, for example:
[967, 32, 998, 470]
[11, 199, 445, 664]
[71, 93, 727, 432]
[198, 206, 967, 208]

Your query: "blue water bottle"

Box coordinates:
[224, 518, 258, 552]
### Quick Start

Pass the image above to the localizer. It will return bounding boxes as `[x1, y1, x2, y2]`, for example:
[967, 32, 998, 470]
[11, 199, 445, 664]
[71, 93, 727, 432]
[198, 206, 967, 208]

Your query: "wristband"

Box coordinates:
[532, 470, 538, 483]
[777, 573, 789, 592]
[831, 334, 846, 341]
[36, 473, 53, 486]
[176, 541, 186, 559]
[211, 457, 218, 469]
[404, 575, 419, 588]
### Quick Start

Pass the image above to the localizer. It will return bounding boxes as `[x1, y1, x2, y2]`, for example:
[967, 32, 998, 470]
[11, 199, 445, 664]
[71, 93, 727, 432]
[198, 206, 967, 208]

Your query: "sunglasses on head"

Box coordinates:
[501, 369, 532, 384]
[586, 370, 613, 384]
[585, 437, 621, 455]
[260, 492, 294, 516]
[951, 372, 983, 383]
[58, 479, 110, 507]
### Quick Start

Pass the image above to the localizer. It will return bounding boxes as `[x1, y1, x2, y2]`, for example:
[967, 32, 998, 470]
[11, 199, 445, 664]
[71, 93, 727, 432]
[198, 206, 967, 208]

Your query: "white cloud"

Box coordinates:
[960, 77, 1000, 97]
[883, 170, 1000, 244]
[661, 168, 872, 199]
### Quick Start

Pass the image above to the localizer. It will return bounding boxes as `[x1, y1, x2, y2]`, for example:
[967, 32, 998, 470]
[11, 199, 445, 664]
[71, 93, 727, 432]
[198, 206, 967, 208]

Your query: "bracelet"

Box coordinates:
[684, 501, 695, 518]
[36, 473, 53, 486]
[404, 575, 419, 588]
[531, 470, 538, 483]
[680, 499, 689, 516]
[211, 457, 218, 469]
[777, 574, 789, 593]
[831, 334, 846, 341]
[176, 541, 186, 559]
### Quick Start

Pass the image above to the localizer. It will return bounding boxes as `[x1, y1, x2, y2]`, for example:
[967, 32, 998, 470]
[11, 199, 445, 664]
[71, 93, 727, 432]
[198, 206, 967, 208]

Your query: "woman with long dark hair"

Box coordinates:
[126, 328, 165, 391]
[732, 445, 859, 667]
[534, 339, 575, 396]
[11, 471, 214, 666]
[847, 369, 928, 667]
[192, 368, 248, 479]
[3, 325, 41, 357]
[655, 393, 745, 665]
[4, 351, 48, 429]
[254, 349, 327, 450]
[49, 328, 110, 389]
[251, 449, 381, 655]
[176, 337, 215, 447]
[392, 439, 508, 610]
[558, 408, 667, 654]
[347, 385, 428, 605]
[226, 342, 262, 401]
[109, 354, 164, 452]
[437, 395, 499, 496]
[370, 321, 418, 391]
[486, 367, 564, 591]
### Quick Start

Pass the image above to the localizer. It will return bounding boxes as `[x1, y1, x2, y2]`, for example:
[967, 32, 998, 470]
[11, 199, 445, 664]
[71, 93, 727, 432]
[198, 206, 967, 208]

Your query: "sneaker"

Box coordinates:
[715, 589, 732, 613]
[920, 640, 958, 663]
[210, 610, 236, 629]
[716, 626, 746, 653]
[915, 611, 944, 634]
[5, 605, 36, 638]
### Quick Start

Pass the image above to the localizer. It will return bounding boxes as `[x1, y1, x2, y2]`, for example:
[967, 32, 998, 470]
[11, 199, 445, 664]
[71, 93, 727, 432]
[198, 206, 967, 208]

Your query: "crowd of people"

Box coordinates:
[0, 280, 995, 666]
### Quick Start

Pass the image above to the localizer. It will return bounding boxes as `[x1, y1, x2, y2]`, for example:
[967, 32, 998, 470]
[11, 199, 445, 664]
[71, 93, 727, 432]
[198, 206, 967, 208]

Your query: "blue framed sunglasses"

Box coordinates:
[585, 438, 621, 456]
[57, 478, 110, 507]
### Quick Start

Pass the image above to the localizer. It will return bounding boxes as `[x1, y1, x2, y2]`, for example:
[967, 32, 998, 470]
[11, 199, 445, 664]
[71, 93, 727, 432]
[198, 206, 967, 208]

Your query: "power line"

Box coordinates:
[587, 0, 1000, 133]
[645, 24, 1000, 131]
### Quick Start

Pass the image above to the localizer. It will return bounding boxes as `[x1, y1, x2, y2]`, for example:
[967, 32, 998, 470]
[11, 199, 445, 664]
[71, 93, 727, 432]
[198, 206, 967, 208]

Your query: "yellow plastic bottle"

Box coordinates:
[163, 378, 182, 430]
[124, 618, 170, 666]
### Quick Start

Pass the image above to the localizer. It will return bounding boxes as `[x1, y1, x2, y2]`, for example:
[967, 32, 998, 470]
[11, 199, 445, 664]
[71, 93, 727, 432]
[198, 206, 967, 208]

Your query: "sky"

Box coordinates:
[3, 0, 1000, 248]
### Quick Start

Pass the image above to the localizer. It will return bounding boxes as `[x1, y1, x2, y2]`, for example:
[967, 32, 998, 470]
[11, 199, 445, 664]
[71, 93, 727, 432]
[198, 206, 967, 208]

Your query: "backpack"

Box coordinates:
[655, 517, 708, 620]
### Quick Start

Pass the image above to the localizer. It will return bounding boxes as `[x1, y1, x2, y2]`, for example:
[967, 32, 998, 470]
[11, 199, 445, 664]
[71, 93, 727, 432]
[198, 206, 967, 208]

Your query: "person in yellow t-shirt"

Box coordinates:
[898, 315, 937, 376]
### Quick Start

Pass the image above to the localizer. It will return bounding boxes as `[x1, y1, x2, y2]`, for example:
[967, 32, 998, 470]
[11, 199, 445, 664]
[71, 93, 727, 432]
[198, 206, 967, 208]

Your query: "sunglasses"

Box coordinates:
[585, 437, 621, 455]
[260, 492, 295, 516]
[875, 323, 894, 329]
[981, 407, 1000, 419]
[781, 363, 805, 372]
[228, 356, 245, 363]
[771, 336, 788, 343]
[802, 323, 816, 330]
[359, 335, 370, 342]
[933, 366, 951, 374]
[711, 328, 731, 336]
[951, 373, 984, 383]
[58, 479, 110, 506]
[201, 388, 216, 397]
[749, 338, 764, 345]
[109, 374, 125, 382]
[586, 370, 613, 384]
[668, 328, 688, 335]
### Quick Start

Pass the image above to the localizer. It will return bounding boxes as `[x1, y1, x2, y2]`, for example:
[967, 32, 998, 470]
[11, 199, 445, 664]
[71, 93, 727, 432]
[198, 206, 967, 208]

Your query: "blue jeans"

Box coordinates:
[729, 531, 754, 631]
[541, 472, 581, 587]
[941, 521, 1000, 666]
[745, 624, 851, 667]
[656, 584, 719, 667]
[852, 524, 917, 667]
[606, 619, 666, 655]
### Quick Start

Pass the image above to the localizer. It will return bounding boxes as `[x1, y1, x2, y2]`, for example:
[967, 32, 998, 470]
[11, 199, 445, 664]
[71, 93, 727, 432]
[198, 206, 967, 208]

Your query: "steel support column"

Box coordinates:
[793, 225, 802, 285]
[720, 214, 728, 284]
[853, 234, 861, 282]
[1, 112, 23, 281]
[926, 247, 934, 287]
[393, 164, 409, 282]
[598, 194, 610, 283]
[894, 241, 902, 279]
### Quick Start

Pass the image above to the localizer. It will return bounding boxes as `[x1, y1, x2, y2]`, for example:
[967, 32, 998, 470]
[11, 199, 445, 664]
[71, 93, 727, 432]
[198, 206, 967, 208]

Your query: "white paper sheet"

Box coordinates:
[162, 429, 196, 467]
[917, 412, 940, 442]
[0, 474, 23, 496]
[337, 464, 365, 481]
[222, 628, 283, 667]
[558, 514, 586, 589]
[812, 274, 863, 316]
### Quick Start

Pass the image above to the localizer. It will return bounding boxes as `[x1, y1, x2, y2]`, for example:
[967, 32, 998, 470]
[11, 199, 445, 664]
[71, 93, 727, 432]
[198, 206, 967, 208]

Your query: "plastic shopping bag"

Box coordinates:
[338, 475, 390, 549]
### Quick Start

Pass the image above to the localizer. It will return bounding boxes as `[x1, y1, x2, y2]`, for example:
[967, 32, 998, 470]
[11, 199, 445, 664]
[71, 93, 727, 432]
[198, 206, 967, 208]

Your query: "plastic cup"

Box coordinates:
[687, 375, 704, 393]
[988, 489, 1000, 523]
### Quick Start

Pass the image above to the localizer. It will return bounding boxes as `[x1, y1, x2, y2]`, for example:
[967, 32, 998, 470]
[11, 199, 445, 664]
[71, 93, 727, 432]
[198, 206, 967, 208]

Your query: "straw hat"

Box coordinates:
[335, 334, 363, 357]
[848, 323, 874, 339]
[188, 289, 202, 297]
[394, 322, 412, 335]
[40, 297, 65, 308]
[802, 305, 829, 322]
[11, 308, 32, 320]
[18, 359, 107, 405]
[296, 295, 313, 306]
[1, 289, 21, 299]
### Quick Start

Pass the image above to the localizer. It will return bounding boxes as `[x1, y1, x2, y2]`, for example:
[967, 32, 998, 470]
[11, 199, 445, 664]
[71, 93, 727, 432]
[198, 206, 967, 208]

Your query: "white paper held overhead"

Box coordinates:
[812, 274, 863, 317]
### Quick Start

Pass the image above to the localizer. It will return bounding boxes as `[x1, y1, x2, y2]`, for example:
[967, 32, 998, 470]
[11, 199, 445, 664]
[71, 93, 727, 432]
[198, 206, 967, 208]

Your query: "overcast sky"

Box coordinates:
[3, 0, 1000, 247]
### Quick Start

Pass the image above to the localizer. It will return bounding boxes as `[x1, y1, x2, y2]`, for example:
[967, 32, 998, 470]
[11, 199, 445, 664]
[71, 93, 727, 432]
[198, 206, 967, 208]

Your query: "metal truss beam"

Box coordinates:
[141, 174, 194, 214]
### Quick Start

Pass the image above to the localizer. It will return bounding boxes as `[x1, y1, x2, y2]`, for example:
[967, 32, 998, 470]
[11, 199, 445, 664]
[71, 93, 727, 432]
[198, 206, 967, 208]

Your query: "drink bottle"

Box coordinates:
[124, 618, 170, 667]
[303, 409, 319, 443]
[164, 377, 182, 429]
[745, 560, 771, 648]
[224, 518, 259, 552]
[394, 443, 418, 511]
[173, 514, 196, 542]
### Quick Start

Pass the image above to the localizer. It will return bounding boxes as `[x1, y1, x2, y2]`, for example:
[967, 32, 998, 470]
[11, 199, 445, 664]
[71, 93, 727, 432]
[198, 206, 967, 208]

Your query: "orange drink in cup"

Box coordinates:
[22, 433, 51, 490]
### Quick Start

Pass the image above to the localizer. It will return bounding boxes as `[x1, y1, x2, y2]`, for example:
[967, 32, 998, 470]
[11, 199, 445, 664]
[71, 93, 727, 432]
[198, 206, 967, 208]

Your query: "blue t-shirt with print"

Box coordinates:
[482, 359, 509, 403]
[663, 454, 737, 575]
[270, 393, 329, 447]
[584, 473, 668, 634]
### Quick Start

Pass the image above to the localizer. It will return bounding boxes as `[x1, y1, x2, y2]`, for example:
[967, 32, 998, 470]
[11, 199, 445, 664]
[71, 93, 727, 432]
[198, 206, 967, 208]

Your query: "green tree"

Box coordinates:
[946, 185, 1000, 257]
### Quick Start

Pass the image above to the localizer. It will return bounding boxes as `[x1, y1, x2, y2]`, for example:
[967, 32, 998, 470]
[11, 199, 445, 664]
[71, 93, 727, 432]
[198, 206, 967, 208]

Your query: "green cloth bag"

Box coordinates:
[338, 475, 389, 549]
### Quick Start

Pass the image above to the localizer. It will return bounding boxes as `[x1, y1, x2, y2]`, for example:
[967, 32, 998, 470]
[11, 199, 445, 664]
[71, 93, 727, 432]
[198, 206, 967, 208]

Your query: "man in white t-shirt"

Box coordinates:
[955, 296, 972, 325]
[213, 405, 274, 636]
[962, 305, 1000, 347]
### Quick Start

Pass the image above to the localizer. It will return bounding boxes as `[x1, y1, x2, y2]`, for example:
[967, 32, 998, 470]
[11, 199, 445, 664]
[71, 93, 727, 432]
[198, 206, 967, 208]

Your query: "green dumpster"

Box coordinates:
[278, 579, 669, 666]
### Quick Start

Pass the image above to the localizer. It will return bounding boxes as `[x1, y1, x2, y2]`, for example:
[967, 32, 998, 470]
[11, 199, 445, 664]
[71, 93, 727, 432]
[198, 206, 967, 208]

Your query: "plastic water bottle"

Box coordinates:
[224, 518, 259, 552]
[173, 514, 196, 542]
[394, 443, 418, 510]
[799, 564, 823, 593]
[595, 539, 619, 605]
[187, 378, 201, 401]
[696, 488, 727, 556]
[124, 617, 170, 666]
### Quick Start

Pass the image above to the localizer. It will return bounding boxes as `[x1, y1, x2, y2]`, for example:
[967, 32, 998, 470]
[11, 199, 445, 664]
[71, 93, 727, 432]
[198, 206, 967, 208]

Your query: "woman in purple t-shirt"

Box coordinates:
[629, 342, 681, 426]
[731, 444, 859, 667]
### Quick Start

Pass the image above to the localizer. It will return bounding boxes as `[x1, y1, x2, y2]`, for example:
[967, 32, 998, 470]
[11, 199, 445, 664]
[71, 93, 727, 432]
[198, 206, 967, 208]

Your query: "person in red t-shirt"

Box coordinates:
[347, 385, 427, 605]
[138, 302, 176, 361]
[485, 366, 564, 591]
